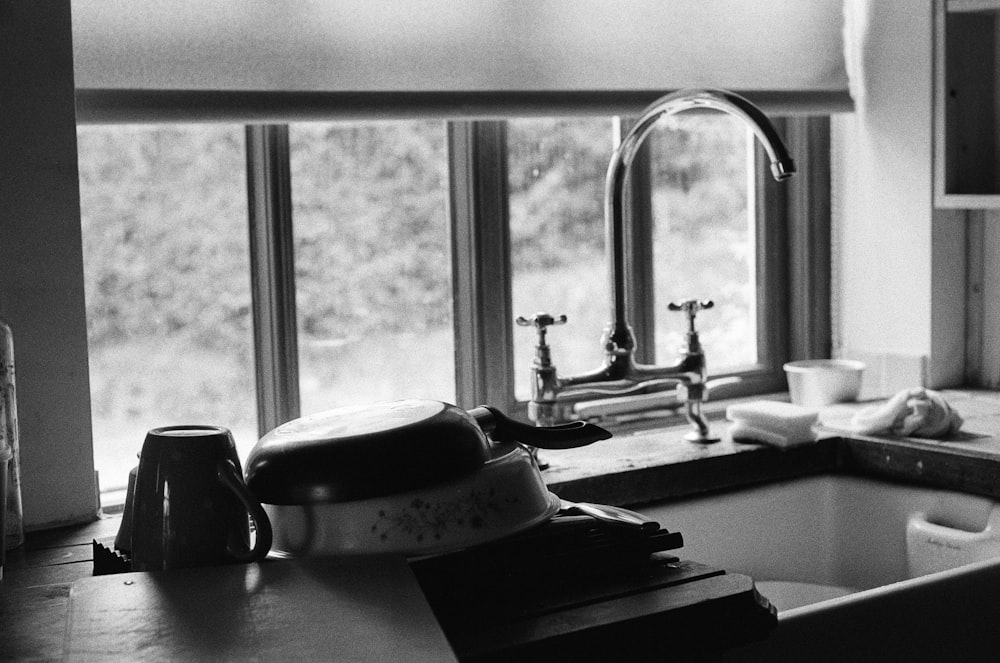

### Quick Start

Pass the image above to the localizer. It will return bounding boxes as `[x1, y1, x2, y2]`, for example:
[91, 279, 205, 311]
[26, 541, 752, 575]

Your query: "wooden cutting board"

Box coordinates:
[64, 556, 457, 662]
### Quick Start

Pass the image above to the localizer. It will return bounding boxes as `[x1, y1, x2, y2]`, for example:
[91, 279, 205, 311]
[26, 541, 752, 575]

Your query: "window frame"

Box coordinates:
[448, 121, 516, 410]
[83, 114, 828, 457]
[245, 125, 301, 436]
[240, 114, 829, 430]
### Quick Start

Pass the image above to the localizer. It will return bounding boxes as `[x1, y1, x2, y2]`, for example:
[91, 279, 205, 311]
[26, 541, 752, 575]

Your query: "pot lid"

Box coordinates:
[245, 400, 492, 505]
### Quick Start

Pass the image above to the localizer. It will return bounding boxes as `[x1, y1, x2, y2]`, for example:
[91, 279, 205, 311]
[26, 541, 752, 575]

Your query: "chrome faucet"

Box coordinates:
[518, 89, 796, 442]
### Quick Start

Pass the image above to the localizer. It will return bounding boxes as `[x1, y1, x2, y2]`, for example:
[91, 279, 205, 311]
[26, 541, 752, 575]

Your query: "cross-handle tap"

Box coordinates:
[516, 312, 567, 427]
[669, 299, 713, 355]
[666, 299, 714, 442]
[515, 313, 566, 370]
[517, 300, 720, 441]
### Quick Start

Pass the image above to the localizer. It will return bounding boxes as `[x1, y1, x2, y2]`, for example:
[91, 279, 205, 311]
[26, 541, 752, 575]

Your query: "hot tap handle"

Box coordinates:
[668, 299, 714, 332]
[516, 312, 566, 333]
[516, 312, 567, 348]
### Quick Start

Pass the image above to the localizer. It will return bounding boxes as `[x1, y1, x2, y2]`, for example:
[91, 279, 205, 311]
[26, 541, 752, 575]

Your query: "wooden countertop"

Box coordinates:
[1, 515, 775, 662]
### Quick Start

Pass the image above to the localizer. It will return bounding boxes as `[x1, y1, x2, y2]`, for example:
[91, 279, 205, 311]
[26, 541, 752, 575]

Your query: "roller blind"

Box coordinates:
[72, 0, 852, 122]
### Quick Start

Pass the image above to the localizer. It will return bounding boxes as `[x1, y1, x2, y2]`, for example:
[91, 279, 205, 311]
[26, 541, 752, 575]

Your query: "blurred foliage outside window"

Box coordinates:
[509, 118, 613, 391]
[78, 125, 256, 489]
[78, 115, 753, 493]
[648, 115, 754, 371]
[288, 122, 453, 415]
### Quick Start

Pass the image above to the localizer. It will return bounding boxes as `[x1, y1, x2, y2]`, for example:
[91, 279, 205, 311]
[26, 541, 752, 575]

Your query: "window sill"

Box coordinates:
[93, 390, 1000, 525]
[543, 389, 1000, 508]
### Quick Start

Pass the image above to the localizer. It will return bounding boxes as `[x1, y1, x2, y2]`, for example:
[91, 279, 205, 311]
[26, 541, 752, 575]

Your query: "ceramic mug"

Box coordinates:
[130, 425, 272, 571]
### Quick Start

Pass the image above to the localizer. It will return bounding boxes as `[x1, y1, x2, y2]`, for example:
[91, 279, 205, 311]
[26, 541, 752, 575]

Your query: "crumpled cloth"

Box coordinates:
[850, 388, 963, 438]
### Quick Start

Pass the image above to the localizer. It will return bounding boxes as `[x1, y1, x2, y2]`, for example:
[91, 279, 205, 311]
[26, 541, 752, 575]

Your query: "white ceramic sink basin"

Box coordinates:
[639, 474, 1000, 661]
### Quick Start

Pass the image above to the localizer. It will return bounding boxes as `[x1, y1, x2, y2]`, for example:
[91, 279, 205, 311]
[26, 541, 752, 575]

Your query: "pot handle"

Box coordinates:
[469, 405, 611, 449]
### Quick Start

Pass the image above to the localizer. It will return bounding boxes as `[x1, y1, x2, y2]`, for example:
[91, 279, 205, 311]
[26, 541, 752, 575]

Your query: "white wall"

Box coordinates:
[833, 0, 965, 395]
[0, 1, 97, 528]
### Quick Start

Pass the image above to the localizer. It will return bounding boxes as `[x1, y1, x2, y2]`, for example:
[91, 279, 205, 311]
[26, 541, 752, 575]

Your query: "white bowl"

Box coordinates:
[783, 359, 865, 407]
[265, 443, 559, 558]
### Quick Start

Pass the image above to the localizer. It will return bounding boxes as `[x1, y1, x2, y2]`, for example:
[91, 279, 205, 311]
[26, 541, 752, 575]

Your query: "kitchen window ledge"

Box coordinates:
[545, 389, 1000, 508]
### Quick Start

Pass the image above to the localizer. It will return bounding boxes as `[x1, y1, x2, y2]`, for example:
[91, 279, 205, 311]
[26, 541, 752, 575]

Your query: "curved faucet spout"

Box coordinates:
[519, 90, 795, 438]
[604, 89, 796, 346]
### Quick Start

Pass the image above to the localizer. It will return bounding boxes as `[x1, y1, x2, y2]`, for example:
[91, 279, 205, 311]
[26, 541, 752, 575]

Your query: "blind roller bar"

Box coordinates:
[75, 89, 854, 124]
[72, 0, 851, 116]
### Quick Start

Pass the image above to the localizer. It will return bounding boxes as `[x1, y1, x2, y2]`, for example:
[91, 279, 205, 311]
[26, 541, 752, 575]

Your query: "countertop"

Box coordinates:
[5, 388, 1000, 661]
[2, 513, 774, 662]
[545, 388, 1000, 507]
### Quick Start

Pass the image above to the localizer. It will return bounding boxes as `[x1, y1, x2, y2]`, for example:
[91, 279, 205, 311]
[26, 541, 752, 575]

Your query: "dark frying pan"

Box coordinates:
[245, 399, 610, 505]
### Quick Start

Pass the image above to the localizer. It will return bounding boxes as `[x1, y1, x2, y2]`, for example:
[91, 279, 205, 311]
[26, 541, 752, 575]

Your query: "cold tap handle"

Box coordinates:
[668, 298, 714, 316]
[668, 299, 714, 332]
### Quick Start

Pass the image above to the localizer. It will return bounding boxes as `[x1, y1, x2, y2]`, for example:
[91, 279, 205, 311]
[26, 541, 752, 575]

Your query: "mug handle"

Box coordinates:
[216, 459, 273, 563]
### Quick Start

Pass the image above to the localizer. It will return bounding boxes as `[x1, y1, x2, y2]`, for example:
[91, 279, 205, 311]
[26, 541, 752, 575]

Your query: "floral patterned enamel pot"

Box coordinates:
[262, 442, 561, 556]
[244, 399, 610, 556]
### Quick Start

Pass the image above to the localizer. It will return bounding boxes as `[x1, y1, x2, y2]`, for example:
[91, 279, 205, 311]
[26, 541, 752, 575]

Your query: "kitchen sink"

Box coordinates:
[639, 474, 1000, 661]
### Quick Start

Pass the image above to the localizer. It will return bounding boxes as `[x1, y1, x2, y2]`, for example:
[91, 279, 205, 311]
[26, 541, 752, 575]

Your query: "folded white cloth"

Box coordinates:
[850, 388, 963, 438]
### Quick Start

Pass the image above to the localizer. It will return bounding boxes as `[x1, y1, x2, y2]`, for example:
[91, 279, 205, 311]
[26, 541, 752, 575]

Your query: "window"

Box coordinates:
[288, 122, 453, 414]
[77, 125, 257, 492]
[648, 115, 756, 370]
[508, 118, 613, 398]
[78, 114, 826, 500]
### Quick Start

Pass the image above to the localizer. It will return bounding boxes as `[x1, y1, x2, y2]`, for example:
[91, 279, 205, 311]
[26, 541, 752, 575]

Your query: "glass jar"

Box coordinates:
[0, 318, 25, 550]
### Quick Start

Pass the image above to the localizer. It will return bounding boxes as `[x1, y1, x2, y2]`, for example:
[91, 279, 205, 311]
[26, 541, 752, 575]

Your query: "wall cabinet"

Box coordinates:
[935, 0, 1000, 207]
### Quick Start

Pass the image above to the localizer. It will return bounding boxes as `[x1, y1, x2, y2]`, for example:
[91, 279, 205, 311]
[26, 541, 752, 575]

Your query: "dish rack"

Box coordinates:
[410, 513, 688, 660]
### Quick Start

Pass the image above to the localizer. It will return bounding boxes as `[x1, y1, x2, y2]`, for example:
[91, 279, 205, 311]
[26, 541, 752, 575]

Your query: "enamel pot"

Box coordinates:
[244, 399, 611, 556]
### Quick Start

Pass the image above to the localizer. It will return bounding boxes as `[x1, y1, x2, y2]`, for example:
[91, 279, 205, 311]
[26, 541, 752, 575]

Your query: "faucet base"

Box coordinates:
[683, 429, 720, 444]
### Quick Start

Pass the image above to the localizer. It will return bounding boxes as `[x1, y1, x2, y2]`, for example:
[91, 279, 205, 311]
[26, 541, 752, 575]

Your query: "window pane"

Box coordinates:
[649, 115, 755, 371]
[509, 118, 613, 401]
[290, 122, 453, 414]
[78, 125, 256, 495]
